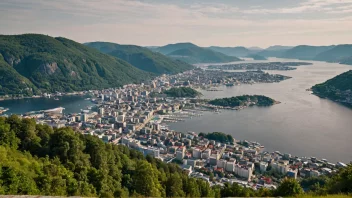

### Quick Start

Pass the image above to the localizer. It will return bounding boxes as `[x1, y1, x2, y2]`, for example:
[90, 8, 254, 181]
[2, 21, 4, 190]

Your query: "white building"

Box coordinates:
[192, 148, 202, 159]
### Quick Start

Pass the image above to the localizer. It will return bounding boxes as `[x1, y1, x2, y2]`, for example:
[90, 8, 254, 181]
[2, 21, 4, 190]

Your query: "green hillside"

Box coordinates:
[312, 70, 352, 107]
[0, 116, 351, 197]
[207, 46, 251, 57]
[167, 47, 241, 64]
[280, 45, 335, 60]
[86, 42, 193, 74]
[0, 34, 152, 96]
[314, 45, 352, 64]
[155, 42, 198, 55]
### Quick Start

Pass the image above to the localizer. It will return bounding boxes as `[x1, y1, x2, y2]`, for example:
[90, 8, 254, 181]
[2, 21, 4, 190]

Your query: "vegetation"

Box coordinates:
[0, 115, 351, 197]
[209, 95, 276, 107]
[198, 132, 234, 143]
[247, 54, 267, 60]
[207, 46, 251, 57]
[312, 70, 352, 107]
[153, 42, 241, 64]
[85, 42, 194, 74]
[167, 47, 241, 64]
[0, 34, 153, 96]
[280, 45, 335, 60]
[164, 87, 202, 98]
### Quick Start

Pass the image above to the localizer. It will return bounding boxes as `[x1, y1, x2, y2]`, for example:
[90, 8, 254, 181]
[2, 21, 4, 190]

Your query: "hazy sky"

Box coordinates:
[1, 0, 352, 47]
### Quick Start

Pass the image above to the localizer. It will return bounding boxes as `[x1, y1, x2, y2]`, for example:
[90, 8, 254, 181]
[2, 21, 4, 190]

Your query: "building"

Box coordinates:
[260, 162, 268, 173]
[192, 148, 202, 159]
[176, 150, 185, 160]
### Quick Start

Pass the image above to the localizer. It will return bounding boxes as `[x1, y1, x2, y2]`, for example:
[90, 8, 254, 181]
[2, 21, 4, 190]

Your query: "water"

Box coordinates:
[0, 95, 93, 114]
[169, 58, 352, 163]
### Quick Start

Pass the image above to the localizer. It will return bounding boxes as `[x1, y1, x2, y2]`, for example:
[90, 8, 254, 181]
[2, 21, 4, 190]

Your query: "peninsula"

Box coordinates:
[312, 70, 352, 107]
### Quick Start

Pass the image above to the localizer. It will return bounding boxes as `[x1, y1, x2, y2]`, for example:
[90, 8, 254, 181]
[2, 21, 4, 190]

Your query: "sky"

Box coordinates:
[1, 0, 352, 48]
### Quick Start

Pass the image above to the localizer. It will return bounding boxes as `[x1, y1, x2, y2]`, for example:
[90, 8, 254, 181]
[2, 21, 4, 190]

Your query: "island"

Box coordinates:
[198, 132, 234, 143]
[207, 62, 312, 71]
[312, 70, 352, 107]
[164, 87, 202, 98]
[208, 95, 277, 108]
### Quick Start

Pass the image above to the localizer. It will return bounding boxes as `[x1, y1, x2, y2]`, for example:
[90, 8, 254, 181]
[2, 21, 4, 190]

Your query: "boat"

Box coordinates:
[54, 97, 59, 100]
[43, 107, 65, 114]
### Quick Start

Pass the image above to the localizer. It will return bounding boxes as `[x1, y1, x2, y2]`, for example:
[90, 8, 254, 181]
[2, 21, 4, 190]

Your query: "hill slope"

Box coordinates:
[280, 45, 335, 60]
[86, 42, 193, 74]
[312, 70, 352, 107]
[314, 45, 352, 64]
[0, 34, 151, 96]
[207, 46, 251, 57]
[167, 47, 241, 64]
[155, 42, 198, 55]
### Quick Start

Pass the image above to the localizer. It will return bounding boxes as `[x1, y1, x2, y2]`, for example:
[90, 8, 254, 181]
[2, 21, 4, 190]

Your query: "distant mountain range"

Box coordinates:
[153, 43, 241, 64]
[0, 34, 152, 96]
[85, 42, 193, 75]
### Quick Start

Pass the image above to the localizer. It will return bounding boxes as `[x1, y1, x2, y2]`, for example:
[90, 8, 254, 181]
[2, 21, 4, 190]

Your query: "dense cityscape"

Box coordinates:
[2, 68, 348, 192]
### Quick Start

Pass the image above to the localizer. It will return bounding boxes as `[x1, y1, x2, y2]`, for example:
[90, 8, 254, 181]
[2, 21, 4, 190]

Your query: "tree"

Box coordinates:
[132, 160, 162, 197]
[166, 173, 185, 197]
[275, 178, 303, 197]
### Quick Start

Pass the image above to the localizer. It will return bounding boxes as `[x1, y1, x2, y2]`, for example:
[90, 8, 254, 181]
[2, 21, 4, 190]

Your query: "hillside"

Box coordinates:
[280, 45, 335, 60]
[247, 54, 267, 60]
[314, 45, 352, 64]
[0, 34, 152, 96]
[207, 46, 251, 57]
[312, 70, 352, 107]
[257, 49, 288, 58]
[86, 42, 193, 74]
[265, 45, 293, 51]
[155, 42, 198, 55]
[167, 47, 241, 64]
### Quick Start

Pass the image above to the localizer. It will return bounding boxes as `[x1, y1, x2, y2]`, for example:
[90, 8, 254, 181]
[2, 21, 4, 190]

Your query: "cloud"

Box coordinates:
[0, 0, 351, 47]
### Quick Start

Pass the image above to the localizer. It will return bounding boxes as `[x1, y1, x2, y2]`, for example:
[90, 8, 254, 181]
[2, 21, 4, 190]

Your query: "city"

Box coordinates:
[10, 68, 348, 191]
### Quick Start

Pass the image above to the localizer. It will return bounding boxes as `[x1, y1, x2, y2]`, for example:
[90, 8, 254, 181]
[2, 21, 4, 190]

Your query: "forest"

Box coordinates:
[0, 115, 351, 197]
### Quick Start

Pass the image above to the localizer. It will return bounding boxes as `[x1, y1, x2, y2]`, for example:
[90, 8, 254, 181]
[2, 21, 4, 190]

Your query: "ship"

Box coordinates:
[43, 107, 65, 114]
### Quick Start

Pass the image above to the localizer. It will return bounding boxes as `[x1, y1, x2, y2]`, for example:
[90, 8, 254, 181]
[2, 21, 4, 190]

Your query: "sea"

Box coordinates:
[0, 58, 351, 163]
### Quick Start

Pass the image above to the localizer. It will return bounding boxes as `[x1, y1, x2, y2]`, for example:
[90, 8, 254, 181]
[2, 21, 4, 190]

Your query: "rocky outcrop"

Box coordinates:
[38, 62, 59, 75]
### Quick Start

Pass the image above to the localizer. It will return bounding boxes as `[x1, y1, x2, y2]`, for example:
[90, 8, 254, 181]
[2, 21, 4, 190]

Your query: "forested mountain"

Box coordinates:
[314, 45, 352, 63]
[312, 70, 352, 107]
[167, 47, 241, 64]
[153, 43, 241, 64]
[280, 45, 335, 60]
[265, 45, 293, 51]
[207, 46, 251, 57]
[0, 34, 152, 96]
[154, 42, 198, 55]
[85, 42, 193, 74]
[0, 115, 351, 197]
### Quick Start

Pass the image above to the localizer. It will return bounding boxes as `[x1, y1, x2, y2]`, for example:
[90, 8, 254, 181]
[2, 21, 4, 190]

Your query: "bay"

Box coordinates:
[0, 95, 93, 115]
[169, 58, 352, 163]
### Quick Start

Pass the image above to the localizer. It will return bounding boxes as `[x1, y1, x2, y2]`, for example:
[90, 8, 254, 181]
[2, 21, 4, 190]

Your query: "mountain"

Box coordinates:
[257, 49, 288, 58]
[247, 54, 267, 60]
[340, 56, 352, 65]
[314, 45, 352, 64]
[155, 42, 198, 55]
[248, 47, 264, 51]
[280, 45, 335, 60]
[0, 34, 151, 96]
[167, 47, 241, 64]
[207, 46, 251, 57]
[85, 42, 193, 74]
[312, 70, 352, 107]
[265, 45, 293, 51]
